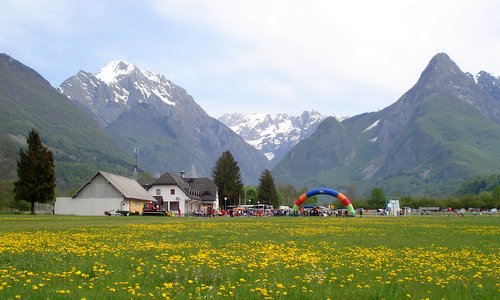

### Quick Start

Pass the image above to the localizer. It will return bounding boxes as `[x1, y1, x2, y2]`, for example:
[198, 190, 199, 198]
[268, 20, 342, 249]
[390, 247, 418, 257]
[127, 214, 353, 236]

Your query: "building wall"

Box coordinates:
[55, 197, 149, 216]
[76, 174, 122, 199]
[148, 185, 202, 214]
[55, 197, 122, 216]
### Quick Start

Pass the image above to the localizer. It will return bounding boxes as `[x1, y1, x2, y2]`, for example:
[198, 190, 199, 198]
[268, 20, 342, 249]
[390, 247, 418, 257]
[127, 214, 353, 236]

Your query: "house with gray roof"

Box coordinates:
[142, 171, 218, 215]
[185, 177, 219, 209]
[55, 171, 155, 216]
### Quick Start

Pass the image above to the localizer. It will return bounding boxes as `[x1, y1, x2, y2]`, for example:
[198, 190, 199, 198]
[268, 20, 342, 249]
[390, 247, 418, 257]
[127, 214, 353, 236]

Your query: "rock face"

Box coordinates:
[219, 111, 328, 166]
[59, 61, 269, 184]
[273, 53, 500, 195]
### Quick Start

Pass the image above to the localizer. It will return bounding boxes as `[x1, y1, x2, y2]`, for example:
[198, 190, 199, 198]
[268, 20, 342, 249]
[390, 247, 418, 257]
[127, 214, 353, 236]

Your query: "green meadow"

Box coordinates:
[0, 215, 498, 299]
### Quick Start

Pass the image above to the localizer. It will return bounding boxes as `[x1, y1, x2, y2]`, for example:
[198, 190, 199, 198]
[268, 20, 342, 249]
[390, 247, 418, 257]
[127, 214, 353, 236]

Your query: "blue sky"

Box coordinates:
[1, 0, 499, 118]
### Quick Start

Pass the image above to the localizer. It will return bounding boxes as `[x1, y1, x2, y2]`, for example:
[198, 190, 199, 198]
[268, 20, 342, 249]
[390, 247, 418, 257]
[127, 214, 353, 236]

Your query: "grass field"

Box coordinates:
[0, 215, 498, 299]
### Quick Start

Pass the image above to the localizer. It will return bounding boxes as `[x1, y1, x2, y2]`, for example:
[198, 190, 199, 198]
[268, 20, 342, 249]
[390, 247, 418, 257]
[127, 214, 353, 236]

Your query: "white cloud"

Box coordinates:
[0, 0, 498, 117]
[0, 0, 73, 40]
[151, 0, 500, 116]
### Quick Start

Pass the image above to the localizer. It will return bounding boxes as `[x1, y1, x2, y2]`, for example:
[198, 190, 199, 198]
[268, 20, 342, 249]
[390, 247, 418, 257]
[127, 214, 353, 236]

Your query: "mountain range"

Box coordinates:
[273, 53, 500, 196]
[1, 52, 499, 197]
[218, 111, 327, 166]
[59, 61, 269, 184]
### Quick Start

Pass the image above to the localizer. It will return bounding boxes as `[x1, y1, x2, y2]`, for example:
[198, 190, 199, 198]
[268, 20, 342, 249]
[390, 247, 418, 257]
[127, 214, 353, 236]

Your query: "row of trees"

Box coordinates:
[212, 151, 280, 208]
[356, 187, 500, 210]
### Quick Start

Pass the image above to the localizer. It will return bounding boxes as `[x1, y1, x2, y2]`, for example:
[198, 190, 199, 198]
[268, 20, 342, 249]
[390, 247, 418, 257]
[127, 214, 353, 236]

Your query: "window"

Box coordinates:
[170, 189, 175, 195]
[156, 189, 161, 195]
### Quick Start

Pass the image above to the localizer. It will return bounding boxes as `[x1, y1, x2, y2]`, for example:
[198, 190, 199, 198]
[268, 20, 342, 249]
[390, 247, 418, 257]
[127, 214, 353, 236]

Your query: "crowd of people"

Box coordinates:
[192, 207, 291, 217]
[190, 206, 362, 217]
[189, 206, 497, 218]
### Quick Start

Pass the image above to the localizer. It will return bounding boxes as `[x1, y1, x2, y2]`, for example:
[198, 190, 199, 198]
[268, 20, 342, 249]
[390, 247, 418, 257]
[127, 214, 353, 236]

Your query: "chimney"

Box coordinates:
[180, 170, 185, 178]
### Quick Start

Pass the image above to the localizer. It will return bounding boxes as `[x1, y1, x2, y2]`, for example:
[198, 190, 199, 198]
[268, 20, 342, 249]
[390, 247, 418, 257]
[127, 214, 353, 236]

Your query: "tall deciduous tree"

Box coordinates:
[14, 129, 55, 214]
[368, 187, 386, 208]
[212, 150, 243, 208]
[244, 186, 258, 205]
[257, 169, 279, 208]
[276, 184, 297, 207]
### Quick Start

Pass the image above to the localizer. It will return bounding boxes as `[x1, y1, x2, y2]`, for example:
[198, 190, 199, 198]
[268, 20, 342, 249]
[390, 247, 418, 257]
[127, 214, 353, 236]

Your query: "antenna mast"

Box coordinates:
[132, 147, 138, 180]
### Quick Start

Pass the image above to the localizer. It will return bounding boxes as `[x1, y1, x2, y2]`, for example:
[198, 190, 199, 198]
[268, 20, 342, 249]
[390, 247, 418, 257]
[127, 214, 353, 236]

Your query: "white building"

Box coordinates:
[55, 171, 155, 216]
[141, 172, 217, 215]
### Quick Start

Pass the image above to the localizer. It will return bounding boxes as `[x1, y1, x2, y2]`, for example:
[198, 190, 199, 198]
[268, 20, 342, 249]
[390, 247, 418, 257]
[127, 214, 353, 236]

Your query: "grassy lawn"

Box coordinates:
[0, 215, 498, 299]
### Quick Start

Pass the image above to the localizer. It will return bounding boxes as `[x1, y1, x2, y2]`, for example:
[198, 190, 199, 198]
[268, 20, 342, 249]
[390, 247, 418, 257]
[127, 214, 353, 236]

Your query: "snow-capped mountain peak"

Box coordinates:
[59, 61, 186, 126]
[94, 61, 175, 106]
[219, 110, 328, 164]
[96, 60, 136, 84]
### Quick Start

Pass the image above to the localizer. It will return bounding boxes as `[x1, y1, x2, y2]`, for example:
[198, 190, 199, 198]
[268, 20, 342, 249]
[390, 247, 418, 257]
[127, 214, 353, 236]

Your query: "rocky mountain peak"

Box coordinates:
[417, 52, 468, 88]
[407, 53, 500, 124]
[219, 111, 328, 165]
[381, 53, 500, 140]
[59, 61, 187, 126]
[425, 53, 458, 72]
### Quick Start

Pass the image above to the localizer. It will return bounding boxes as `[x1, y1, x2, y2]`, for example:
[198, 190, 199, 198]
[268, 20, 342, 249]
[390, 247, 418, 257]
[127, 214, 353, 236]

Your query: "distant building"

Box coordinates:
[140, 171, 218, 215]
[55, 171, 155, 216]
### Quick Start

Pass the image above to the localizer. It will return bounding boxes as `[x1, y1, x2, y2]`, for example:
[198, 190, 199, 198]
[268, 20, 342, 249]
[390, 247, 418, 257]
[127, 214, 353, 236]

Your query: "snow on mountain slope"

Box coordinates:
[59, 60, 183, 126]
[96, 60, 135, 84]
[219, 110, 330, 164]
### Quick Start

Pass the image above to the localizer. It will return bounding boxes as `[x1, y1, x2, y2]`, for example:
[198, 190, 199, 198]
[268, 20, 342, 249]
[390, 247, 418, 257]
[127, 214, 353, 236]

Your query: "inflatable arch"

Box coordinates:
[292, 188, 356, 216]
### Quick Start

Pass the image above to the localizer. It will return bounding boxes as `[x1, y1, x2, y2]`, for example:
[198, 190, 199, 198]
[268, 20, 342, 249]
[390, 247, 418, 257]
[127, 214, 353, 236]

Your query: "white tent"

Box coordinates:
[386, 199, 400, 216]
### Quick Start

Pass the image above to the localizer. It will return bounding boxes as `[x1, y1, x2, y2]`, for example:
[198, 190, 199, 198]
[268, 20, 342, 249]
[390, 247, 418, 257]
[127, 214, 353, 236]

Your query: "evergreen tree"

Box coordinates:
[14, 129, 56, 214]
[257, 169, 279, 208]
[212, 150, 243, 208]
